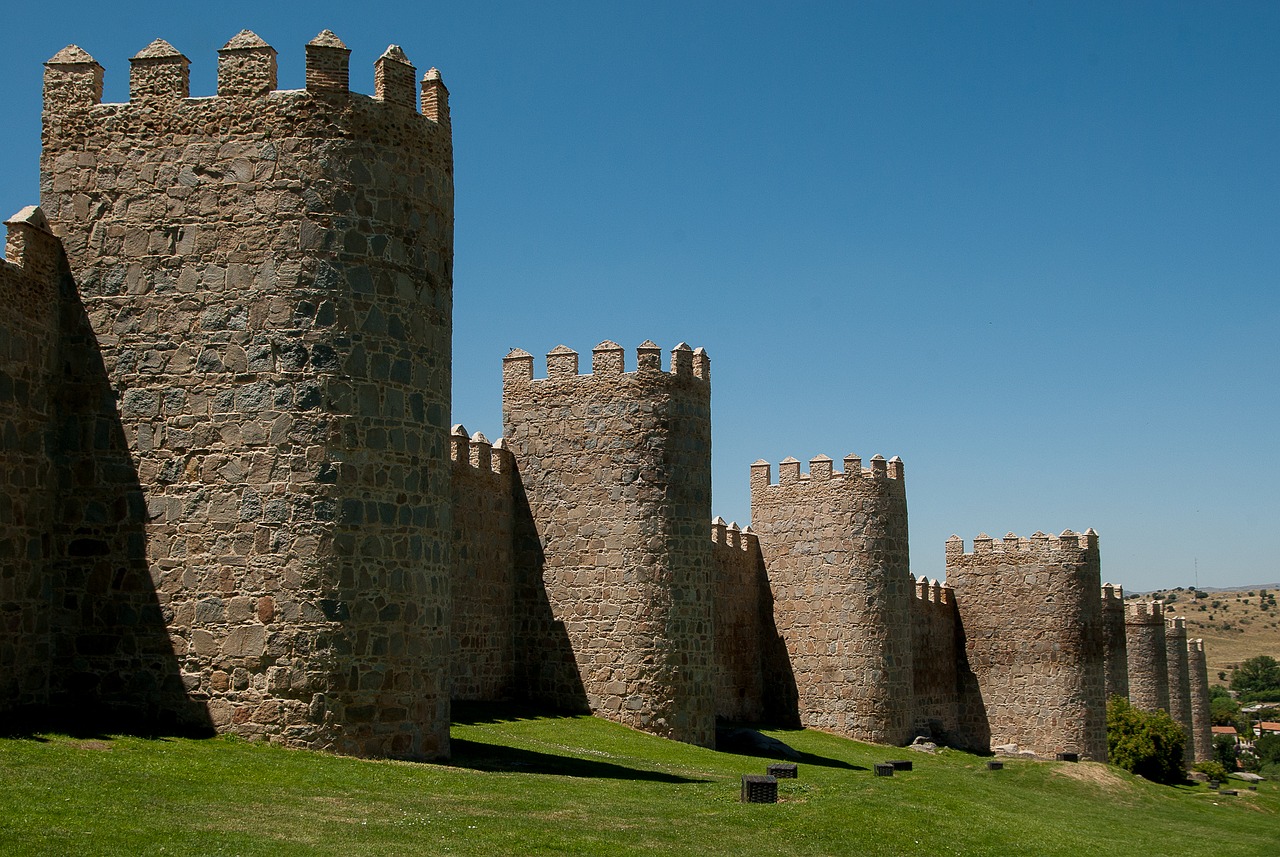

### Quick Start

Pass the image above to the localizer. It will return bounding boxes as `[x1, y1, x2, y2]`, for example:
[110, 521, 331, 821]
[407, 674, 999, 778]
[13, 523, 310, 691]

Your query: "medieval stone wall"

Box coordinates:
[0, 209, 63, 719]
[711, 520, 766, 723]
[749, 453, 914, 745]
[1164, 616, 1193, 768]
[1187, 638, 1213, 762]
[448, 427, 515, 701]
[910, 577, 963, 744]
[1124, 601, 1169, 714]
[501, 341, 715, 746]
[1100, 583, 1129, 700]
[39, 31, 454, 758]
[946, 531, 1107, 760]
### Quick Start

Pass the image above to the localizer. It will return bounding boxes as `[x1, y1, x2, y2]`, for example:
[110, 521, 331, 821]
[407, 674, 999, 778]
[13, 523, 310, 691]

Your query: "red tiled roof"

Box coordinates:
[1212, 726, 1238, 735]
[1259, 721, 1280, 731]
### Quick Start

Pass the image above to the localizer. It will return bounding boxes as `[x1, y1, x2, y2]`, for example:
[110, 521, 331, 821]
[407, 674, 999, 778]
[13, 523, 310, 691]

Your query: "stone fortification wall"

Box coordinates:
[910, 577, 963, 744]
[1100, 583, 1129, 700]
[946, 531, 1107, 760]
[1124, 601, 1169, 714]
[1187, 638, 1213, 762]
[749, 453, 914, 745]
[1164, 616, 1193, 768]
[40, 31, 454, 758]
[711, 519, 765, 723]
[448, 427, 515, 701]
[0, 208, 64, 718]
[501, 341, 715, 746]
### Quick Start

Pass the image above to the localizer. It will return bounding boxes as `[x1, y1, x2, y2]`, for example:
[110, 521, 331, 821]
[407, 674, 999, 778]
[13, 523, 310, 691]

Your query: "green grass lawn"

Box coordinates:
[1, 705, 1276, 856]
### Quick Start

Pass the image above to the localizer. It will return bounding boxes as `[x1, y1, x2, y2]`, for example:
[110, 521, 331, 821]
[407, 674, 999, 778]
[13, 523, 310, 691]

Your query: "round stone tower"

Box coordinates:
[1124, 601, 1170, 714]
[40, 31, 454, 758]
[1187, 638, 1213, 762]
[501, 341, 715, 747]
[749, 452, 914, 745]
[946, 530, 1107, 760]
[1164, 616, 1194, 768]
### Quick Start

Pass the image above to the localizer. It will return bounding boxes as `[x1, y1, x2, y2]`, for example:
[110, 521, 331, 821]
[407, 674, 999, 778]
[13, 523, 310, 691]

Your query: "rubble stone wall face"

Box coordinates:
[501, 342, 715, 746]
[448, 430, 515, 701]
[749, 454, 914, 745]
[1187, 638, 1213, 762]
[1100, 584, 1130, 700]
[946, 531, 1107, 760]
[39, 34, 454, 758]
[1164, 617, 1194, 768]
[712, 524, 765, 723]
[910, 578, 961, 743]
[1124, 602, 1169, 715]
[0, 215, 63, 718]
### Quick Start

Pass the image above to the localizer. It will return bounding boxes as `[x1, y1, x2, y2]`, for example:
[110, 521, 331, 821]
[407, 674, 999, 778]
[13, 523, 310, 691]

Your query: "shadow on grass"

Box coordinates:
[0, 708, 211, 742]
[449, 738, 710, 783]
[450, 700, 583, 728]
[717, 729, 867, 772]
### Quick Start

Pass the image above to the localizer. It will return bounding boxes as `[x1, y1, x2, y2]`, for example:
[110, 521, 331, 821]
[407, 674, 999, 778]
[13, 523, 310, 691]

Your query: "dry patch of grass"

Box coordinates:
[1050, 761, 1131, 793]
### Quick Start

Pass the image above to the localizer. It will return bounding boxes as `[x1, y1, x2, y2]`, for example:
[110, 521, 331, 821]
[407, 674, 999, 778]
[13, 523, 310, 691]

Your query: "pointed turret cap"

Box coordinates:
[222, 30, 272, 51]
[309, 29, 348, 49]
[133, 39, 187, 60]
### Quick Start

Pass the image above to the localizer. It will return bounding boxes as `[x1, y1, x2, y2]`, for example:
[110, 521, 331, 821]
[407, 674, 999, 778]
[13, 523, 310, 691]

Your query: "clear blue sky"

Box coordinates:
[2, 2, 1276, 592]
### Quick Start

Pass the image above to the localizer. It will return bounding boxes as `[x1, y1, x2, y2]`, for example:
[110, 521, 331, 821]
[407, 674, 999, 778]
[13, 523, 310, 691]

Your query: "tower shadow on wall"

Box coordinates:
[757, 546, 800, 729]
[509, 469, 588, 713]
[37, 266, 212, 738]
[951, 607, 991, 753]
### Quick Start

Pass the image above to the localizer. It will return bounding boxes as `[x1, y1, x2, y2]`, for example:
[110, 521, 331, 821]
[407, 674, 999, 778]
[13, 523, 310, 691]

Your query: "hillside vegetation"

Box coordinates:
[2, 705, 1277, 856]
[1143, 585, 1280, 681]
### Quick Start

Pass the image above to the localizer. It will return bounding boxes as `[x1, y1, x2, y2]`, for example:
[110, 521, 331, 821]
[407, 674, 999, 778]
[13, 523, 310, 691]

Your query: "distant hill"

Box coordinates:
[1137, 585, 1280, 683]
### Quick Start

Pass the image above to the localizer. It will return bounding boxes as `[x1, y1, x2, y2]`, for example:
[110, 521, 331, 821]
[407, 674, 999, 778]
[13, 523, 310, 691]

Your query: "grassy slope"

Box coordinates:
[2, 707, 1278, 857]
[1145, 586, 1280, 679]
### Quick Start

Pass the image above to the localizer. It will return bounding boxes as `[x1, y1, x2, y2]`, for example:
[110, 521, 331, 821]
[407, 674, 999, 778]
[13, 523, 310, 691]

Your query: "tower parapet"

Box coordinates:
[502, 341, 714, 746]
[946, 530, 1107, 760]
[1125, 601, 1170, 714]
[39, 32, 455, 759]
[749, 452, 913, 745]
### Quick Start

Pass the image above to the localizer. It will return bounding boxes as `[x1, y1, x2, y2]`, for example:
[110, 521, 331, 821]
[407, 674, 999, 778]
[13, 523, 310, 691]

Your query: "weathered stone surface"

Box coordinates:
[946, 531, 1108, 761]
[1125, 601, 1170, 714]
[749, 454, 914, 746]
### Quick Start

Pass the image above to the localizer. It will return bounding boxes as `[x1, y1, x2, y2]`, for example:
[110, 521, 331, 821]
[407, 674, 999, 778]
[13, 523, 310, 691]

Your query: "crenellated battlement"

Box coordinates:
[449, 425, 512, 477]
[711, 517, 758, 553]
[1, 206, 64, 297]
[749, 453, 904, 493]
[945, 529, 1099, 559]
[502, 340, 710, 386]
[1125, 600, 1165, 623]
[913, 576, 953, 606]
[43, 31, 449, 122]
[1101, 582, 1124, 602]
[1165, 615, 1186, 632]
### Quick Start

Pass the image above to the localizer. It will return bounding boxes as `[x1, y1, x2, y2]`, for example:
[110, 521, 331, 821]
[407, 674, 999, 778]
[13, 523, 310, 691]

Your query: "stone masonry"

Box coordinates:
[748, 454, 914, 746]
[0, 28, 1216, 760]
[501, 342, 715, 747]
[1187, 638, 1213, 762]
[946, 531, 1107, 760]
[1164, 617, 1194, 767]
[1124, 601, 1170, 715]
[36, 31, 454, 758]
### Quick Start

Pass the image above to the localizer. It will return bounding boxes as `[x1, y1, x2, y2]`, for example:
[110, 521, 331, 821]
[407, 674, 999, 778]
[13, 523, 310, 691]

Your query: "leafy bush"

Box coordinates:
[1107, 696, 1187, 784]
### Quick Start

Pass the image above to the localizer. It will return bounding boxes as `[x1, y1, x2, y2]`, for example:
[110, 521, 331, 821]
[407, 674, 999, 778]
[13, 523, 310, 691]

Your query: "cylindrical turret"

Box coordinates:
[502, 341, 715, 747]
[1187, 638, 1214, 762]
[749, 453, 914, 745]
[1125, 602, 1170, 714]
[946, 530, 1107, 760]
[40, 32, 455, 759]
[1164, 616, 1194, 768]
[1100, 583, 1129, 699]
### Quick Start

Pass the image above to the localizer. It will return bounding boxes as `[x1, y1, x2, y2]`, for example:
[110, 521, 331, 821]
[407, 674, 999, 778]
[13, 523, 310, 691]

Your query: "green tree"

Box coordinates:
[1231, 655, 1280, 696]
[1208, 685, 1240, 726]
[1212, 734, 1239, 772]
[1107, 696, 1187, 784]
[1255, 734, 1280, 776]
